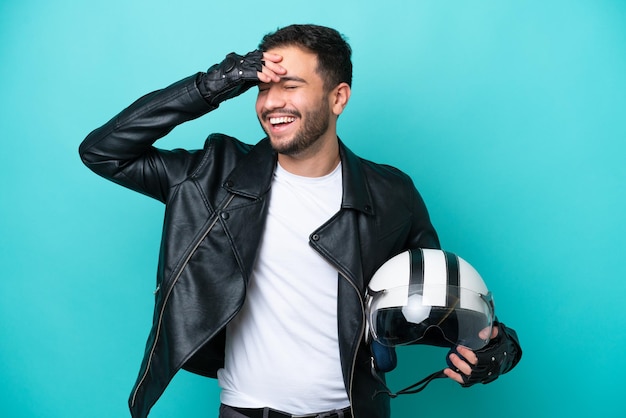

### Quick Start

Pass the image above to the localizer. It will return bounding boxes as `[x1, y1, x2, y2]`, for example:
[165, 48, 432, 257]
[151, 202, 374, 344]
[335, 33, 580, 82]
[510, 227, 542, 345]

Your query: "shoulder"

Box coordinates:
[353, 154, 429, 220]
[198, 133, 256, 165]
[181, 134, 255, 180]
[358, 155, 416, 191]
[202, 133, 255, 154]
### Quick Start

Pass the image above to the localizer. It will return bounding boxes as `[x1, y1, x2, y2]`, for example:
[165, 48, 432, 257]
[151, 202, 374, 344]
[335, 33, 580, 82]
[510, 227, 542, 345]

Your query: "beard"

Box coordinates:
[260, 99, 331, 156]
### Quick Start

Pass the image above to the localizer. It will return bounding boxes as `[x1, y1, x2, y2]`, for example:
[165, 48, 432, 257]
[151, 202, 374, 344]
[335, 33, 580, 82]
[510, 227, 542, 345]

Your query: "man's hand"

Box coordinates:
[443, 326, 499, 384]
[197, 50, 285, 107]
[257, 52, 286, 83]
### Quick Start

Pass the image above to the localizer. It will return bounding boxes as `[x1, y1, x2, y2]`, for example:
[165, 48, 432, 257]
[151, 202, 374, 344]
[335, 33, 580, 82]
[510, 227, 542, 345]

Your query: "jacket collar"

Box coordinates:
[338, 140, 375, 215]
[225, 138, 374, 215]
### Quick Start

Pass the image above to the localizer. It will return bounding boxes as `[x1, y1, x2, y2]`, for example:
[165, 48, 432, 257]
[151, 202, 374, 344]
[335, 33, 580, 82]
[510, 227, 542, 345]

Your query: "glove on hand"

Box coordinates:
[446, 324, 521, 387]
[197, 50, 263, 107]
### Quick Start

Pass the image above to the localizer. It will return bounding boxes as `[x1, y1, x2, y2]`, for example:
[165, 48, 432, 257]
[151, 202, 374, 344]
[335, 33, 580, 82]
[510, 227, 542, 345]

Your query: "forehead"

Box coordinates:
[267, 45, 320, 80]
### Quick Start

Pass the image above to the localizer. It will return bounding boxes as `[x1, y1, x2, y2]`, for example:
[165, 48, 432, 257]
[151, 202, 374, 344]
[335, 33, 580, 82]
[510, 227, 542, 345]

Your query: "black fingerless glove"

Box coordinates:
[447, 322, 522, 387]
[196, 50, 263, 107]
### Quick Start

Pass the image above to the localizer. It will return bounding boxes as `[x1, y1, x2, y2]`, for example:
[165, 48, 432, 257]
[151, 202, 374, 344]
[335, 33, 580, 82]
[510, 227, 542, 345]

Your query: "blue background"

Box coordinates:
[1, 0, 625, 417]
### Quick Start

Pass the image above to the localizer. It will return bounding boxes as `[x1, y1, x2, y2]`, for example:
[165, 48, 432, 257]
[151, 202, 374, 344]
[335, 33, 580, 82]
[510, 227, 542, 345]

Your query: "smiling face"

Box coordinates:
[256, 46, 337, 158]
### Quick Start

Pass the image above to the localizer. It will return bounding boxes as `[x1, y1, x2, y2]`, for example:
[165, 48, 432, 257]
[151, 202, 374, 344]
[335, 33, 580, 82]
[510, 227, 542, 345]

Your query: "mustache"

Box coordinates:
[260, 109, 302, 120]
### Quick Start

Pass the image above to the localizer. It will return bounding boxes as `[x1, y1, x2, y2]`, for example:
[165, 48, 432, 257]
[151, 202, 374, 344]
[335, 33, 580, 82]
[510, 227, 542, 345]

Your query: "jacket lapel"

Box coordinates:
[223, 138, 277, 199]
[338, 140, 375, 217]
[310, 141, 375, 293]
[216, 139, 277, 279]
[221, 138, 375, 291]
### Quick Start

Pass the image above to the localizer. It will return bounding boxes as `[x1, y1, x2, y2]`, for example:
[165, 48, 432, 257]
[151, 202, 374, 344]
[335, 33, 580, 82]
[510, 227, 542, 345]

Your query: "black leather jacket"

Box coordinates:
[79, 74, 442, 417]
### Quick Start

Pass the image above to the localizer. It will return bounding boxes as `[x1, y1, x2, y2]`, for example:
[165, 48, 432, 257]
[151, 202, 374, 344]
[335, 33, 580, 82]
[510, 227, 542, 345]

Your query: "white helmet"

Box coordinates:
[366, 248, 495, 350]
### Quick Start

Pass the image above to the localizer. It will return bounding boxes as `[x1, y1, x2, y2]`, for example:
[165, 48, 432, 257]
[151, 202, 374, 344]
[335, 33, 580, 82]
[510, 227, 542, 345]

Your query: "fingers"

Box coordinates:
[258, 68, 280, 84]
[444, 345, 478, 384]
[258, 52, 286, 84]
[443, 367, 465, 384]
[450, 346, 477, 373]
[444, 327, 501, 386]
[479, 324, 499, 341]
[263, 51, 283, 65]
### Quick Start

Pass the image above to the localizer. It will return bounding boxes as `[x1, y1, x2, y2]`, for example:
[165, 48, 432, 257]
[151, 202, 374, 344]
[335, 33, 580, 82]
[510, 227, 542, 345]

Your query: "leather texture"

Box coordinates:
[198, 50, 263, 107]
[79, 65, 441, 418]
[447, 322, 522, 387]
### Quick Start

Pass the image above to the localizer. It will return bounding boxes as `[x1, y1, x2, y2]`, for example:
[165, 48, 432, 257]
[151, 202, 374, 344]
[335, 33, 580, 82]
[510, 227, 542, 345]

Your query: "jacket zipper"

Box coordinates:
[130, 194, 235, 407]
[338, 270, 366, 417]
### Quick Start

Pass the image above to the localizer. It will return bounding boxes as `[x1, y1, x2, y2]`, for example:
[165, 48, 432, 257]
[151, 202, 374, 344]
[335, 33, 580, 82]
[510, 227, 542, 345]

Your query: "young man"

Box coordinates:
[80, 24, 521, 418]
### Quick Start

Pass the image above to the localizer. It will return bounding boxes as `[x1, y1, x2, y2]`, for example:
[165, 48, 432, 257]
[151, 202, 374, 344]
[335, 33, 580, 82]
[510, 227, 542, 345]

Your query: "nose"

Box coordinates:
[260, 84, 286, 111]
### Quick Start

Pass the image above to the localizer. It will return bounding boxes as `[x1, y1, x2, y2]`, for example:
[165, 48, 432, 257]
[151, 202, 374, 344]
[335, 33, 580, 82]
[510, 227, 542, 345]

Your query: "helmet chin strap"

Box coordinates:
[370, 358, 447, 398]
[370, 324, 521, 397]
[368, 334, 451, 398]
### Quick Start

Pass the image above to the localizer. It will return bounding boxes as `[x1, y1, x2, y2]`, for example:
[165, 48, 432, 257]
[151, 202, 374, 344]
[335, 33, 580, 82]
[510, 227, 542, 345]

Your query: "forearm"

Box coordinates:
[78, 50, 266, 200]
[79, 74, 211, 178]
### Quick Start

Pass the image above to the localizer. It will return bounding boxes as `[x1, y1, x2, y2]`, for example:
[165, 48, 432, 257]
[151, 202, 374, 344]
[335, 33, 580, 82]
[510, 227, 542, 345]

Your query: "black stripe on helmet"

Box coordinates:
[444, 251, 460, 306]
[408, 249, 425, 287]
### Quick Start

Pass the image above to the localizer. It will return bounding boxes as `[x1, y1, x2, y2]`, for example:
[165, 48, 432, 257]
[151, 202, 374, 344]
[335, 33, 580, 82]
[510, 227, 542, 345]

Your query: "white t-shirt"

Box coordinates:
[218, 162, 350, 414]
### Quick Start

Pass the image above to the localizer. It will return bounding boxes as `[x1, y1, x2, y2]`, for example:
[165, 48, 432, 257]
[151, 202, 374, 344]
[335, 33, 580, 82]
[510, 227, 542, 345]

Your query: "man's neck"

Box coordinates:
[277, 136, 341, 178]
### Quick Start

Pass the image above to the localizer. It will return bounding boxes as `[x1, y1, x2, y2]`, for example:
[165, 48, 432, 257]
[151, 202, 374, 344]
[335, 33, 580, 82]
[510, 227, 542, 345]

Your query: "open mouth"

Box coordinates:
[267, 115, 298, 134]
[269, 116, 297, 126]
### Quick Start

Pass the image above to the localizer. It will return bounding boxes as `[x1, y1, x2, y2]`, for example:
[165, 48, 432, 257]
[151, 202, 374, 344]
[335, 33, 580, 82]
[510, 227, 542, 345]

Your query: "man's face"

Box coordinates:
[256, 46, 334, 157]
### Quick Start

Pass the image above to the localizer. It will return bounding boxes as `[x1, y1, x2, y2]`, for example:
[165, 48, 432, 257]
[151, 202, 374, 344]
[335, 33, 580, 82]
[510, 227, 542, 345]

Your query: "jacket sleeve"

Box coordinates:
[78, 74, 215, 203]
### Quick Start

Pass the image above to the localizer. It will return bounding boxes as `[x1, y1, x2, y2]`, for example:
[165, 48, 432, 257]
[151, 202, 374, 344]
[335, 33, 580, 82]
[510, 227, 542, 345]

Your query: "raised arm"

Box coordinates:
[78, 51, 285, 202]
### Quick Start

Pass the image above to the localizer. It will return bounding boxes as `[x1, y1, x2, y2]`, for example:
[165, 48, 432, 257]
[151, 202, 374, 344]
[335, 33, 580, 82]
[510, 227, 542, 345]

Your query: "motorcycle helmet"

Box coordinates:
[366, 248, 495, 351]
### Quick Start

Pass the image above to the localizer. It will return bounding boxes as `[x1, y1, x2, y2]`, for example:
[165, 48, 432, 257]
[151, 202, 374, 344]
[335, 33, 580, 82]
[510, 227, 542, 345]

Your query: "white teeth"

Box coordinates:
[269, 116, 296, 125]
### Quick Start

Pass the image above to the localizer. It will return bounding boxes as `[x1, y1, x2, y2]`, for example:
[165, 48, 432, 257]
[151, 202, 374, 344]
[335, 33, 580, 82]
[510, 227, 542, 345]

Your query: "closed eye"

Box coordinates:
[281, 76, 307, 89]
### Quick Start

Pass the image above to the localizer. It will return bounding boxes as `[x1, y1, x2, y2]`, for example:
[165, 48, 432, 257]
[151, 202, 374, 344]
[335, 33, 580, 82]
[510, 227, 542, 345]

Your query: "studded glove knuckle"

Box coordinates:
[200, 50, 263, 106]
[451, 332, 516, 387]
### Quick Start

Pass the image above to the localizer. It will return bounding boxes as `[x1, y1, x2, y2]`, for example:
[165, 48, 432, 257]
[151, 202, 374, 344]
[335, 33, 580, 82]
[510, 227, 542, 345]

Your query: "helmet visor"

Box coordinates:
[368, 284, 494, 350]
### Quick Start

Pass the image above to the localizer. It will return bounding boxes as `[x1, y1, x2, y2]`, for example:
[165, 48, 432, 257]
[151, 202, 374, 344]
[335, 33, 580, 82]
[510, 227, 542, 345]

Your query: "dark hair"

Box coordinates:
[259, 24, 353, 90]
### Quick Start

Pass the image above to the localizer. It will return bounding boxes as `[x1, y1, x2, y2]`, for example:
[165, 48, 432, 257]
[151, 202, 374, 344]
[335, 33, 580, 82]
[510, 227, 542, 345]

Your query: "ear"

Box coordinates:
[330, 82, 351, 116]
